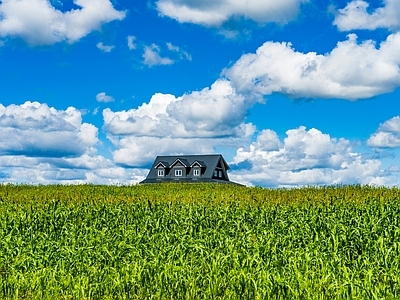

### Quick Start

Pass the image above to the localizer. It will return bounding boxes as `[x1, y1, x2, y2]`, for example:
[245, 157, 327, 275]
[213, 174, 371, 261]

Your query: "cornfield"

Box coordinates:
[0, 183, 399, 299]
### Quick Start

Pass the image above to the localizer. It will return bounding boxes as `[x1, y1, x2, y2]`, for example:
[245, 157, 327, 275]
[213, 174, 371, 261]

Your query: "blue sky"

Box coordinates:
[0, 0, 400, 186]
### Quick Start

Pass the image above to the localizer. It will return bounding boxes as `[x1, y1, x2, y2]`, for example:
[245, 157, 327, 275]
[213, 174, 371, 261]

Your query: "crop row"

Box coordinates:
[0, 184, 399, 299]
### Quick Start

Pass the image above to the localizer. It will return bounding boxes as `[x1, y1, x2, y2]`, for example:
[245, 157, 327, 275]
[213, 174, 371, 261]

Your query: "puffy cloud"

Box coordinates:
[224, 33, 400, 100]
[367, 116, 400, 148]
[110, 136, 218, 167]
[156, 0, 305, 26]
[334, 0, 400, 32]
[230, 127, 398, 187]
[0, 101, 144, 184]
[0, 153, 146, 184]
[0, 101, 98, 157]
[96, 92, 114, 103]
[0, 0, 125, 45]
[167, 80, 255, 136]
[96, 42, 114, 52]
[127, 35, 136, 50]
[103, 80, 256, 166]
[104, 80, 256, 139]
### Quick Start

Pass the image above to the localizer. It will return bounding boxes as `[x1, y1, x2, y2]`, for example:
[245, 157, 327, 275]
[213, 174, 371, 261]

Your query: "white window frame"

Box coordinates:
[213, 170, 218, 177]
[157, 169, 164, 176]
[175, 169, 183, 177]
[193, 169, 200, 176]
[218, 171, 222, 178]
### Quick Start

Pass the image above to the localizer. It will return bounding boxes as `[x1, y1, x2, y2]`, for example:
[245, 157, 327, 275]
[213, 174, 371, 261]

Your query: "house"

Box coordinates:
[140, 154, 239, 184]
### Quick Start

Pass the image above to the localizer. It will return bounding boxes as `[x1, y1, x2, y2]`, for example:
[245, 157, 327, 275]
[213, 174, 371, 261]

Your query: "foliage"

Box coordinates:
[0, 183, 400, 299]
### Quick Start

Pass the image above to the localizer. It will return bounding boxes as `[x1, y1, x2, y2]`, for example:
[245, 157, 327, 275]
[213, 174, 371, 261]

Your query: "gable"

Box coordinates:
[170, 158, 189, 168]
[155, 161, 169, 168]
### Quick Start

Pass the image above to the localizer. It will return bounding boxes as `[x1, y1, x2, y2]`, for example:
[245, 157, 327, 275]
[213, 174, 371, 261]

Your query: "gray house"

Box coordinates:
[140, 154, 238, 184]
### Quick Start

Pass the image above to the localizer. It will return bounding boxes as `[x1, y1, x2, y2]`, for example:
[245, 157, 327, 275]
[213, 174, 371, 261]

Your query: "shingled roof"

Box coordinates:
[140, 154, 239, 184]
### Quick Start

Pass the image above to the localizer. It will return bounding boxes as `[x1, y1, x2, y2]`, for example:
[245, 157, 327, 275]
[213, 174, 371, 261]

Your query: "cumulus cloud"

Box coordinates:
[230, 127, 398, 187]
[156, 0, 305, 26]
[0, 101, 145, 184]
[109, 136, 219, 167]
[0, 0, 125, 45]
[96, 92, 114, 103]
[103, 32, 400, 168]
[367, 116, 400, 148]
[334, 0, 400, 32]
[104, 80, 256, 138]
[0, 101, 98, 157]
[103, 80, 256, 166]
[224, 33, 400, 100]
[96, 42, 114, 52]
[0, 153, 146, 184]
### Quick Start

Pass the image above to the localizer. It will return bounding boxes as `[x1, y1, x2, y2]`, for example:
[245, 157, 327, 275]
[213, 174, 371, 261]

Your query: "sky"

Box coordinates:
[0, 0, 400, 187]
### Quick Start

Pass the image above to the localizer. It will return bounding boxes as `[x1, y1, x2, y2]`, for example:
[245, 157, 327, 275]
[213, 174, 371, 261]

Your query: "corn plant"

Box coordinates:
[0, 183, 399, 299]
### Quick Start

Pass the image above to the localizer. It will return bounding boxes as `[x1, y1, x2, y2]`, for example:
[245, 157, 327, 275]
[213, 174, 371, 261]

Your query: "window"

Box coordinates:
[213, 170, 218, 177]
[157, 169, 164, 176]
[175, 169, 182, 176]
[218, 171, 222, 178]
[193, 169, 200, 176]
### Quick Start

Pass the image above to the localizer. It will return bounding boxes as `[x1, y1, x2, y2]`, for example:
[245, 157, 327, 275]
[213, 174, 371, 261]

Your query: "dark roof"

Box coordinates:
[140, 154, 238, 184]
[170, 158, 190, 167]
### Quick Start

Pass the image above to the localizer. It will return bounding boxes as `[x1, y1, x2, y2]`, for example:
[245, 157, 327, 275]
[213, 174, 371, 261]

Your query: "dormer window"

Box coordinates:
[158, 169, 164, 176]
[175, 169, 182, 176]
[193, 169, 200, 176]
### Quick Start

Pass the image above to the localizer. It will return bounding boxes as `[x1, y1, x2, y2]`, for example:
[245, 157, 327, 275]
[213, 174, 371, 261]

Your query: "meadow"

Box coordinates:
[0, 183, 399, 299]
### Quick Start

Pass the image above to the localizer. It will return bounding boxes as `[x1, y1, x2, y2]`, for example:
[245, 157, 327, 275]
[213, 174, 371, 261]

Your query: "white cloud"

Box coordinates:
[230, 127, 399, 187]
[166, 42, 179, 52]
[0, 0, 125, 45]
[143, 44, 174, 67]
[96, 92, 114, 103]
[141, 42, 191, 67]
[334, 0, 400, 32]
[156, 0, 305, 26]
[0, 101, 98, 157]
[110, 136, 218, 167]
[224, 33, 400, 100]
[103, 80, 256, 139]
[104, 30, 400, 169]
[0, 101, 145, 184]
[0, 153, 145, 184]
[127, 35, 136, 50]
[367, 116, 400, 148]
[103, 80, 256, 166]
[96, 42, 114, 52]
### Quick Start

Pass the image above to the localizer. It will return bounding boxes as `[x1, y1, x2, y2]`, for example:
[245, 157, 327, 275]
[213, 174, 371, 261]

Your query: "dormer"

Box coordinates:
[155, 161, 169, 177]
[170, 158, 190, 177]
[190, 160, 206, 177]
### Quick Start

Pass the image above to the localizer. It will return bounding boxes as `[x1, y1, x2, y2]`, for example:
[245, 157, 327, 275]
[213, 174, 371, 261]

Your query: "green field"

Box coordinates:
[0, 183, 400, 299]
